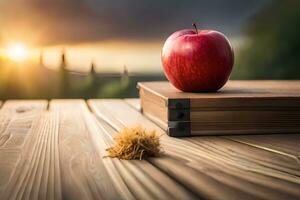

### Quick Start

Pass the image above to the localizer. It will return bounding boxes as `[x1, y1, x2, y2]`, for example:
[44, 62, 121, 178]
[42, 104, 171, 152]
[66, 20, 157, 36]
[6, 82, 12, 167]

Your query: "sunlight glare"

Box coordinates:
[6, 43, 28, 62]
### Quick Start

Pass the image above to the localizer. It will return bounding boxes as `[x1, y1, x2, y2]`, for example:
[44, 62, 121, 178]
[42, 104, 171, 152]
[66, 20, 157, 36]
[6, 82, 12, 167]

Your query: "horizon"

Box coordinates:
[0, 0, 268, 72]
[0, 36, 245, 73]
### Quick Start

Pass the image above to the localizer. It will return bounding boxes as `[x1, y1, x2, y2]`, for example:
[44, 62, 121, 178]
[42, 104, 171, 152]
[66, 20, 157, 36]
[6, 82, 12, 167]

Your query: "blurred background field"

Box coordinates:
[0, 0, 299, 99]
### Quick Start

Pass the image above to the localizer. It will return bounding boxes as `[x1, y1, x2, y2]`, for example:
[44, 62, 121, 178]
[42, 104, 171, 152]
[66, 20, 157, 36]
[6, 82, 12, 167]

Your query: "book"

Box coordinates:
[138, 81, 300, 137]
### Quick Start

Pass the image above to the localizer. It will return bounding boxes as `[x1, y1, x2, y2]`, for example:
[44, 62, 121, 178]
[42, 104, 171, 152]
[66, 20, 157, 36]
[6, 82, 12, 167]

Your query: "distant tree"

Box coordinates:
[59, 49, 70, 97]
[232, 0, 300, 79]
[84, 60, 99, 98]
[39, 49, 44, 66]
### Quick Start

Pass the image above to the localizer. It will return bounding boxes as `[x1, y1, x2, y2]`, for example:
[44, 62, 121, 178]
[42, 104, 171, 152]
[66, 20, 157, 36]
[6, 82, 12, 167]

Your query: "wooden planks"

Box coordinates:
[128, 98, 300, 159]
[50, 99, 122, 200]
[50, 99, 196, 200]
[0, 99, 299, 200]
[2, 112, 61, 200]
[87, 115, 197, 200]
[0, 100, 48, 149]
[0, 100, 49, 198]
[124, 98, 141, 111]
[88, 99, 300, 200]
[1, 100, 47, 112]
[226, 134, 300, 158]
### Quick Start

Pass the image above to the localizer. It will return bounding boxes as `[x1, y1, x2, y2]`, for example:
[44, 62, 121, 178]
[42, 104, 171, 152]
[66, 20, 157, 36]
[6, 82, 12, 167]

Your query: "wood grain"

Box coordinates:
[0, 100, 48, 148]
[0, 100, 47, 196]
[88, 99, 300, 200]
[3, 112, 61, 200]
[129, 98, 300, 158]
[50, 100, 122, 200]
[0, 99, 299, 200]
[124, 98, 141, 111]
[86, 103, 197, 200]
[226, 134, 300, 157]
[139, 81, 300, 136]
[138, 81, 300, 100]
[1, 100, 48, 112]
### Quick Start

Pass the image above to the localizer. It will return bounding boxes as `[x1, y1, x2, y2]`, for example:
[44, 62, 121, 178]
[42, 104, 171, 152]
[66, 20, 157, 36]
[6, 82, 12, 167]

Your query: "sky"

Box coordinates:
[0, 0, 269, 72]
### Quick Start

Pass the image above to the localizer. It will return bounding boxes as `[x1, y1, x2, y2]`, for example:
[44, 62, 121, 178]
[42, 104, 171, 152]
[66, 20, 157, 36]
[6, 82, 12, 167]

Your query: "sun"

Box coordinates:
[6, 43, 29, 62]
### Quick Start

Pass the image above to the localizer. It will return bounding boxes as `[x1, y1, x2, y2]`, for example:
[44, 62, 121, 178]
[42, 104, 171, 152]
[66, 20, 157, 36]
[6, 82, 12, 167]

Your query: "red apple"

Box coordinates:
[161, 24, 234, 92]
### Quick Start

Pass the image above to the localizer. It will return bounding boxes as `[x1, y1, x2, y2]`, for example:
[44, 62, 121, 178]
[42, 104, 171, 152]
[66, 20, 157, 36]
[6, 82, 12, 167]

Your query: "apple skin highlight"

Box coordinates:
[161, 28, 234, 92]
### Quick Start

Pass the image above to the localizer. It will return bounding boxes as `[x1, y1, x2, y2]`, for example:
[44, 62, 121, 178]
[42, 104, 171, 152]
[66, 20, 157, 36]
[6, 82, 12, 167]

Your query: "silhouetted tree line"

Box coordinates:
[0, 50, 165, 99]
[232, 0, 300, 79]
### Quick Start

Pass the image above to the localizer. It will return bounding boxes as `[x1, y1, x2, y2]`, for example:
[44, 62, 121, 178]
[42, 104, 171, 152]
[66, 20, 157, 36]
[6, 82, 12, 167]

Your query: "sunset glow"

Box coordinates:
[6, 43, 29, 62]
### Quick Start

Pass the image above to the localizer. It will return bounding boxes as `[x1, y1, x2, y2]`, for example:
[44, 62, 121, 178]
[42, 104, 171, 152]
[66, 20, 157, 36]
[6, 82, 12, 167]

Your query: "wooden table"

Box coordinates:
[0, 99, 299, 200]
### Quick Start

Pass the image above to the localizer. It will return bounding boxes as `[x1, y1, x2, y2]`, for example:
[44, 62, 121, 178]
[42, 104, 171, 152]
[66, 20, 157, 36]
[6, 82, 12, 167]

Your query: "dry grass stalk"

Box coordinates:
[105, 126, 161, 160]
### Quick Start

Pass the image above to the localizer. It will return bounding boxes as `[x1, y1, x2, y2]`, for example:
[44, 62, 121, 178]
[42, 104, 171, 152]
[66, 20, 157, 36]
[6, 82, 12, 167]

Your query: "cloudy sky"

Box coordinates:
[0, 0, 270, 45]
[0, 0, 269, 72]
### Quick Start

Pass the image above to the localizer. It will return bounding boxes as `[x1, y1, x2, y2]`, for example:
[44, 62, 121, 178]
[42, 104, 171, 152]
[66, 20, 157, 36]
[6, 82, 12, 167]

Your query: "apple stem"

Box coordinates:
[192, 23, 198, 34]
